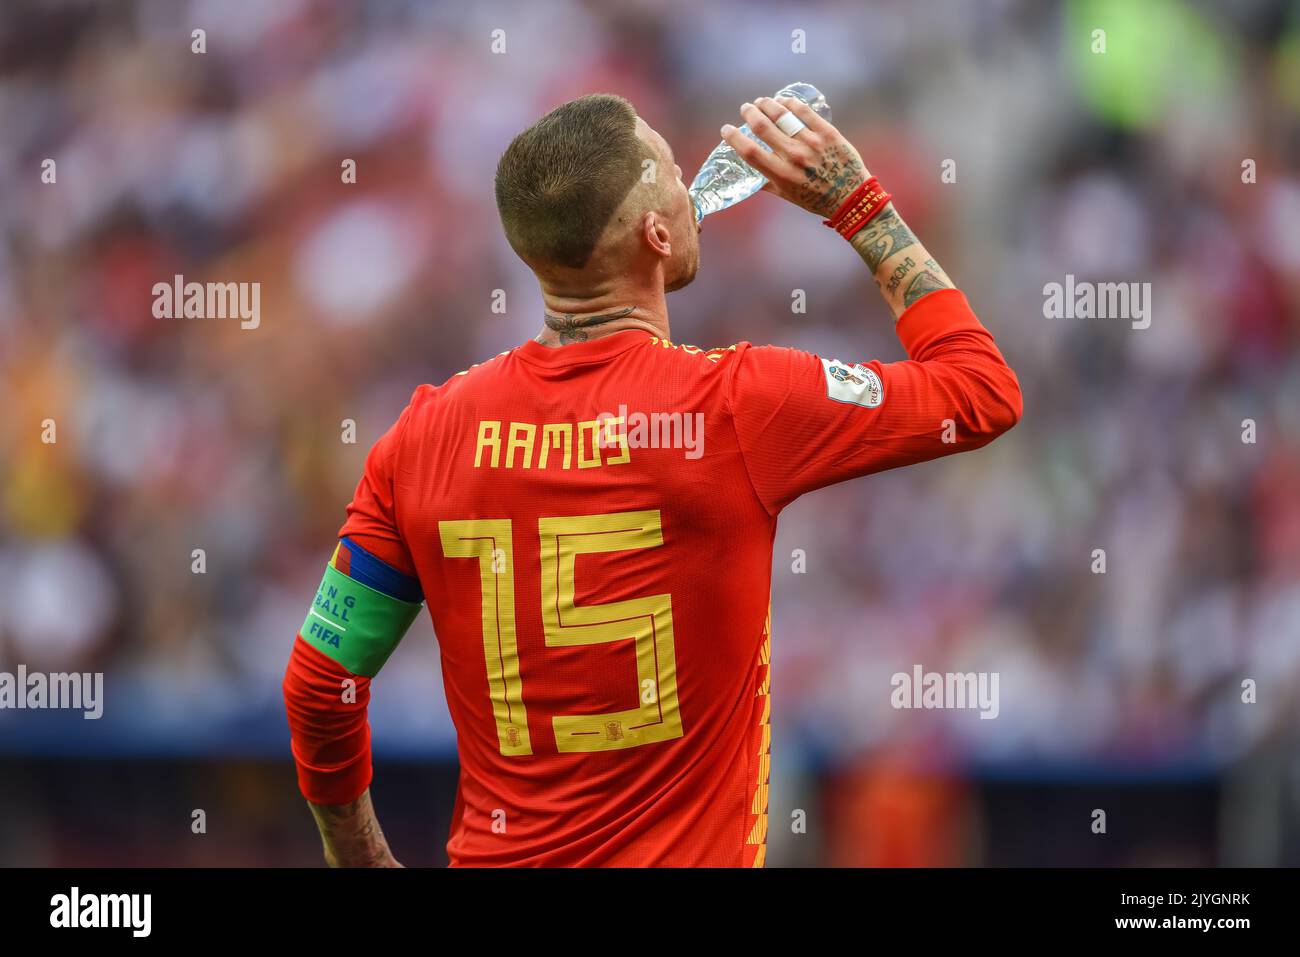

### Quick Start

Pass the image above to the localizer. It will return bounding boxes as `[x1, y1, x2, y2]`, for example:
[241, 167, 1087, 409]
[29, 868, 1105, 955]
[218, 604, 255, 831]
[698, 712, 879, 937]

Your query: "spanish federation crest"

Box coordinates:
[821, 357, 884, 408]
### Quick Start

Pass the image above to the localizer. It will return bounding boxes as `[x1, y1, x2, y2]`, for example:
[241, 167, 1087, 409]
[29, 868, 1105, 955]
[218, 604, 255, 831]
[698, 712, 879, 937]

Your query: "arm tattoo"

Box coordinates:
[885, 256, 916, 295]
[542, 306, 636, 345]
[902, 270, 951, 308]
[849, 205, 919, 272]
[845, 203, 955, 317]
[796, 146, 865, 217]
[309, 789, 397, 867]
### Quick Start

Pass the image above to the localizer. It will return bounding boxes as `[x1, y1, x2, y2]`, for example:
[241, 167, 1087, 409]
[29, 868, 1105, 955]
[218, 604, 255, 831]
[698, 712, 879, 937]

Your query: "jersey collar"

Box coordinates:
[515, 330, 652, 367]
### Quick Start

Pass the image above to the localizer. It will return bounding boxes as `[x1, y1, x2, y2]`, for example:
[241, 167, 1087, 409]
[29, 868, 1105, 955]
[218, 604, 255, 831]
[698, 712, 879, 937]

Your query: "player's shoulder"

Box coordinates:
[379, 356, 505, 433]
[404, 335, 771, 406]
[400, 350, 516, 409]
[443, 349, 516, 388]
[637, 336, 827, 373]
[639, 336, 832, 390]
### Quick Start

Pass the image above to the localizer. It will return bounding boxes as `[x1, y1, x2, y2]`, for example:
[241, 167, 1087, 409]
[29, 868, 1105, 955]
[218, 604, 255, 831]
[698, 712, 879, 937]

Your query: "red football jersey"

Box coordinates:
[285, 288, 1020, 866]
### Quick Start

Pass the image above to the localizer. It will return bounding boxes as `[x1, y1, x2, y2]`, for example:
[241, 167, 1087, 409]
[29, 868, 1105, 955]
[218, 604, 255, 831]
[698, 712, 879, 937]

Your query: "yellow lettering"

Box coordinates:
[475, 420, 501, 468]
[539, 424, 572, 469]
[506, 422, 536, 469]
[475, 419, 635, 470]
[577, 420, 602, 469]
[603, 416, 630, 466]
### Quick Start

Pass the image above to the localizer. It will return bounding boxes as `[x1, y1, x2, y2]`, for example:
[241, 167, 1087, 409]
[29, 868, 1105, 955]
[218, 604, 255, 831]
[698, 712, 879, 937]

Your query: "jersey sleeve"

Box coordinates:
[284, 398, 427, 806]
[337, 405, 417, 575]
[728, 288, 1022, 514]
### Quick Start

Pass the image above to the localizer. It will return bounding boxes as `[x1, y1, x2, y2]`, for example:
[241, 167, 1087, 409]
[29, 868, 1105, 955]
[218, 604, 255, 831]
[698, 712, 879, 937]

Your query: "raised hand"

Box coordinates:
[721, 95, 868, 218]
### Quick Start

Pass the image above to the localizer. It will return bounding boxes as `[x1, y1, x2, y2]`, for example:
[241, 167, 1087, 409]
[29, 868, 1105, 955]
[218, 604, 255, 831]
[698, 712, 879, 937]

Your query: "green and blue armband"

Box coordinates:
[299, 537, 423, 677]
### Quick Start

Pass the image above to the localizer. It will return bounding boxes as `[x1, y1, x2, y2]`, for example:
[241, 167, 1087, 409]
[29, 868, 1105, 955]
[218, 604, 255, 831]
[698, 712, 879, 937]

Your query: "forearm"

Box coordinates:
[286, 536, 425, 868]
[308, 788, 401, 868]
[288, 670, 400, 867]
[724, 99, 955, 321]
[285, 638, 393, 866]
[848, 202, 955, 320]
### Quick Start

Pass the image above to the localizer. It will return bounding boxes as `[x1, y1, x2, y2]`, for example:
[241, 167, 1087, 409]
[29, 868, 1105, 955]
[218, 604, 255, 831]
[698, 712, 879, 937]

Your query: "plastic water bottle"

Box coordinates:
[688, 82, 832, 222]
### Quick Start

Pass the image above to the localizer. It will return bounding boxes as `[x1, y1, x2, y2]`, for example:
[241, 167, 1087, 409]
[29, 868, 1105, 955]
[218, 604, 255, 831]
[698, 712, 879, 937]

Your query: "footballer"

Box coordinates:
[283, 93, 1022, 866]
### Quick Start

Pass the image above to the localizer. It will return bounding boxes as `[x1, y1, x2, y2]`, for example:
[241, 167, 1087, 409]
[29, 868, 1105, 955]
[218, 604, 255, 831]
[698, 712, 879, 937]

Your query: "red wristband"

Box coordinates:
[823, 176, 892, 240]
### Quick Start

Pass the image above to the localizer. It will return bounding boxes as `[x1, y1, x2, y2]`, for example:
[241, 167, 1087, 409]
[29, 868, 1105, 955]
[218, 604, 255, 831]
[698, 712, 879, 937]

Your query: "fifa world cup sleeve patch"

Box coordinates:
[299, 539, 424, 677]
[820, 357, 884, 408]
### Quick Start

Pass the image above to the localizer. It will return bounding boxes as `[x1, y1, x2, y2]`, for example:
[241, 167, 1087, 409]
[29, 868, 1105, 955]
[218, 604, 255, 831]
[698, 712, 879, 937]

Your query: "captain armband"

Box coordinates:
[299, 537, 423, 678]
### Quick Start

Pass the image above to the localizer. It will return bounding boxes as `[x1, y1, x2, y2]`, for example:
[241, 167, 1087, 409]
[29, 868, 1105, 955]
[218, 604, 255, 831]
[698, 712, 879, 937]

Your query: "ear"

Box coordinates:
[642, 211, 672, 259]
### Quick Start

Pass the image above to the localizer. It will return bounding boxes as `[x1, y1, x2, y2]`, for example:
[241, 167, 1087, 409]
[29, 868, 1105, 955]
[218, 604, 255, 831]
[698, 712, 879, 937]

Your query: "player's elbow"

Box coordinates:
[282, 661, 312, 723]
[990, 367, 1023, 436]
[967, 365, 1023, 441]
[283, 637, 371, 728]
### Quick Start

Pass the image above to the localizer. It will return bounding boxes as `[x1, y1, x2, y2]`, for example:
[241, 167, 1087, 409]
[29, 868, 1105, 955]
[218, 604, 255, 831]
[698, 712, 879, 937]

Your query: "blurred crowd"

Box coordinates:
[1, 0, 1298, 779]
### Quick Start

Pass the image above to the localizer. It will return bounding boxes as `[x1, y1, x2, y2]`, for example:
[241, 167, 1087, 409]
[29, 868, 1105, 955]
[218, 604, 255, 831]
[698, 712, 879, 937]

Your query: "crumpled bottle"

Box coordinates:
[688, 82, 832, 222]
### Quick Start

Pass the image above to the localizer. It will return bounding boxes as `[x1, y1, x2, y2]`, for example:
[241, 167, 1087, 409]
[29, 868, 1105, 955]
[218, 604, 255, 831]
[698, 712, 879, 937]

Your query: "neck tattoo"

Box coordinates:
[542, 306, 636, 345]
